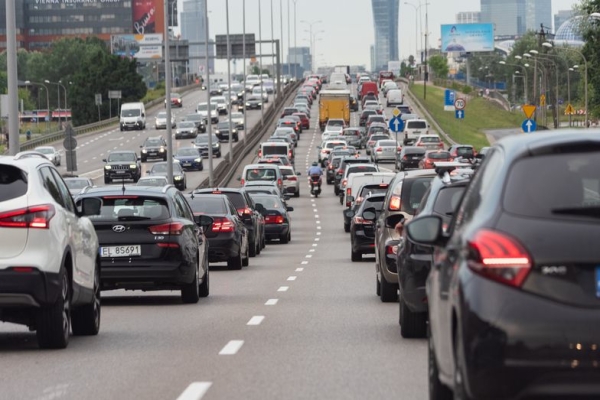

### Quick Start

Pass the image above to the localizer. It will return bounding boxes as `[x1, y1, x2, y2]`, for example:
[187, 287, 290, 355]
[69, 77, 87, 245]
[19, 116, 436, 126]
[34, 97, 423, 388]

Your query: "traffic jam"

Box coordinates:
[1, 67, 600, 400]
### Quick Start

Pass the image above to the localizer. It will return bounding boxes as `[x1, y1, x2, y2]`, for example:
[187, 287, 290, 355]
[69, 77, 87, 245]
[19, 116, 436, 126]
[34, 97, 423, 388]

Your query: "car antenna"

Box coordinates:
[121, 179, 126, 195]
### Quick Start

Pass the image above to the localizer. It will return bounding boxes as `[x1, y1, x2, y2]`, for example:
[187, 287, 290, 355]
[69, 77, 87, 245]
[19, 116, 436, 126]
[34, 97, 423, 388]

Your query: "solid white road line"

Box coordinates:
[265, 298, 279, 305]
[219, 340, 244, 355]
[277, 286, 289, 292]
[247, 316, 265, 325]
[287, 276, 297, 281]
[176, 382, 212, 400]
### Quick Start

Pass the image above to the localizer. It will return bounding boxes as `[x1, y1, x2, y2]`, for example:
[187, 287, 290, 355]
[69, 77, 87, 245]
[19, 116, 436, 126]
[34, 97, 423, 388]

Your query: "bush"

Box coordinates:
[462, 85, 472, 95]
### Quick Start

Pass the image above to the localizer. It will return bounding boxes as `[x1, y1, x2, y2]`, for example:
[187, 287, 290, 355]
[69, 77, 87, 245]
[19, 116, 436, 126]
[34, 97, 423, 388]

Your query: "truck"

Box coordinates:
[319, 89, 351, 131]
[334, 65, 350, 74]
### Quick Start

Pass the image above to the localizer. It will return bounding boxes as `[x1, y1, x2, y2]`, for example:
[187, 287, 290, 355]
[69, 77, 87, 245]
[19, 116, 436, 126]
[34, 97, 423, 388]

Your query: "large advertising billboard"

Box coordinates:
[132, 0, 165, 34]
[440, 23, 494, 53]
[111, 34, 163, 59]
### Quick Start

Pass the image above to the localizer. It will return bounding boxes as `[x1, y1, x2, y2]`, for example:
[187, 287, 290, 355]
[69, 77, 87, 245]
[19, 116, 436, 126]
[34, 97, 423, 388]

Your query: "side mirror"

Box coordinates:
[286, 206, 294, 212]
[80, 197, 102, 216]
[194, 214, 214, 230]
[102, 159, 107, 162]
[141, 113, 145, 117]
[361, 207, 377, 221]
[405, 215, 444, 244]
[385, 214, 405, 229]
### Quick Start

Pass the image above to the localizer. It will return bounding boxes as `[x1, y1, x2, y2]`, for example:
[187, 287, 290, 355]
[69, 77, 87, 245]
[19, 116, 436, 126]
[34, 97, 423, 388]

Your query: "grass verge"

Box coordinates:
[410, 83, 524, 149]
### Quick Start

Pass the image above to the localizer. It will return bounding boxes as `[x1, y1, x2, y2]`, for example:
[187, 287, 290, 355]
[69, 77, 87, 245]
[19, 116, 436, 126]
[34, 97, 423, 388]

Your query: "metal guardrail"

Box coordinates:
[18, 83, 202, 151]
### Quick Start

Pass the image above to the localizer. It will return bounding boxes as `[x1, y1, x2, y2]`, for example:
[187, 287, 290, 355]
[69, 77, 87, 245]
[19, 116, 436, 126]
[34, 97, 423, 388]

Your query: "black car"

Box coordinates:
[185, 194, 249, 270]
[76, 185, 213, 303]
[103, 150, 141, 184]
[406, 131, 600, 399]
[249, 193, 293, 244]
[334, 156, 372, 195]
[147, 162, 187, 190]
[175, 121, 198, 139]
[194, 188, 264, 257]
[359, 110, 377, 127]
[140, 136, 167, 162]
[209, 87, 223, 96]
[343, 182, 390, 232]
[371, 170, 435, 302]
[397, 146, 426, 171]
[182, 114, 207, 133]
[346, 193, 385, 261]
[245, 96, 262, 110]
[193, 134, 222, 158]
[396, 164, 472, 338]
[214, 120, 239, 142]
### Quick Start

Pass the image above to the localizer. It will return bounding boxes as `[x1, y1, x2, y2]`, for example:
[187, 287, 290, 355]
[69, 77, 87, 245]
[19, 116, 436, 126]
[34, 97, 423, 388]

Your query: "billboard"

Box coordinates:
[132, 0, 165, 34]
[440, 23, 494, 53]
[111, 34, 163, 59]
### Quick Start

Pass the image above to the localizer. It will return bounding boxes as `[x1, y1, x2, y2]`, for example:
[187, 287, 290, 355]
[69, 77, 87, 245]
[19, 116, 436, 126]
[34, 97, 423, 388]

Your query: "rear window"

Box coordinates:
[348, 166, 378, 175]
[428, 151, 451, 159]
[455, 147, 474, 157]
[421, 136, 440, 143]
[433, 186, 466, 216]
[186, 197, 227, 214]
[326, 142, 345, 149]
[378, 141, 396, 147]
[250, 195, 284, 210]
[280, 169, 294, 177]
[504, 153, 600, 219]
[262, 145, 287, 156]
[245, 168, 277, 182]
[359, 196, 385, 213]
[0, 165, 28, 201]
[86, 196, 170, 221]
[401, 177, 433, 214]
[221, 192, 246, 209]
[407, 121, 427, 129]
[359, 185, 389, 197]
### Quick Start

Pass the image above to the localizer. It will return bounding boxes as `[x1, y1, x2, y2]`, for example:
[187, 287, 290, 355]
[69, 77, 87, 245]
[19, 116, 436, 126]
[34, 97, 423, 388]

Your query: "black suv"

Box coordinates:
[193, 134, 222, 158]
[215, 120, 240, 142]
[347, 193, 386, 261]
[140, 136, 168, 162]
[194, 188, 265, 257]
[103, 151, 141, 184]
[75, 185, 213, 303]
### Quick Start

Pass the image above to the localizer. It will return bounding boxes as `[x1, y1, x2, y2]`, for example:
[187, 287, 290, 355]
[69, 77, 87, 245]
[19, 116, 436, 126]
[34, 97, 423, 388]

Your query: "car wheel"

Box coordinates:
[294, 190, 300, 198]
[181, 263, 200, 304]
[36, 267, 70, 349]
[453, 333, 471, 400]
[339, 195, 343, 205]
[199, 254, 209, 298]
[227, 249, 243, 270]
[380, 274, 398, 303]
[399, 294, 427, 338]
[141, 157, 146, 163]
[104, 177, 111, 184]
[71, 260, 101, 336]
[351, 247, 362, 262]
[376, 274, 381, 296]
[280, 232, 290, 244]
[429, 327, 453, 400]
[344, 222, 350, 233]
[242, 243, 250, 267]
[249, 237, 257, 257]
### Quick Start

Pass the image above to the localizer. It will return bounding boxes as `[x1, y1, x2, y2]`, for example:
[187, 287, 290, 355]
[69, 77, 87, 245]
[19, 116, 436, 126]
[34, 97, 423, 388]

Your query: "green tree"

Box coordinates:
[428, 55, 449, 78]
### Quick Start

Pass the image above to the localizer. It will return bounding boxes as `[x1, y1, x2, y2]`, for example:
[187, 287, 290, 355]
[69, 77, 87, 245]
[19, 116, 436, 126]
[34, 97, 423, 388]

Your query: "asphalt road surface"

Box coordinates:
[0, 84, 428, 400]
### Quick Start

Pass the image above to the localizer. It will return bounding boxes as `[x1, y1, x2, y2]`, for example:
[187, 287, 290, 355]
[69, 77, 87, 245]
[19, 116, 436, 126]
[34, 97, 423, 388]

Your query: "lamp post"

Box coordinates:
[404, 2, 419, 62]
[530, 51, 560, 128]
[44, 79, 61, 127]
[542, 41, 588, 128]
[25, 80, 50, 132]
[499, 61, 528, 104]
[226, 0, 234, 162]
[302, 20, 322, 72]
[292, 0, 298, 77]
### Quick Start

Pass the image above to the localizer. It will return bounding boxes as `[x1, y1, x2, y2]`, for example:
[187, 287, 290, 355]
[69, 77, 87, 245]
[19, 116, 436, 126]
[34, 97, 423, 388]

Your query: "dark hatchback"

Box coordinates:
[249, 193, 293, 244]
[406, 131, 600, 399]
[76, 186, 212, 303]
[184, 194, 249, 270]
[214, 121, 239, 142]
[193, 134, 222, 158]
[147, 162, 187, 191]
[174, 147, 204, 171]
[343, 182, 390, 232]
[140, 136, 168, 162]
[347, 193, 385, 261]
[397, 146, 426, 171]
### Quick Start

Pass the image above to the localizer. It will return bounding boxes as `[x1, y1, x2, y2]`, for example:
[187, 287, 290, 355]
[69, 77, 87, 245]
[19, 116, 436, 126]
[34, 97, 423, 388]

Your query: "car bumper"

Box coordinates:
[175, 131, 197, 138]
[264, 224, 289, 238]
[398, 250, 431, 313]
[373, 153, 397, 161]
[0, 269, 61, 307]
[141, 152, 166, 159]
[206, 236, 240, 262]
[283, 185, 298, 194]
[121, 122, 143, 130]
[100, 258, 195, 290]
[105, 171, 139, 180]
[178, 160, 203, 170]
[351, 229, 376, 253]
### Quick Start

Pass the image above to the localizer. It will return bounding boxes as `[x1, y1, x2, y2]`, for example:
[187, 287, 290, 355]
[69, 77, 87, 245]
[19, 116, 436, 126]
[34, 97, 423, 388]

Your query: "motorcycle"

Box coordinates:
[309, 174, 322, 197]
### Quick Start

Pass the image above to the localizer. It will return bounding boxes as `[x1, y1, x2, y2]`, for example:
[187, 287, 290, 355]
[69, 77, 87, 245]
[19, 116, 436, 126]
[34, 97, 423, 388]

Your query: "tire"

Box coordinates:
[256, 236, 261, 255]
[428, 328, 453, 400]
[453, 334, 471, 400]
[351, 248, 362, 262]
[380, 274, 398, 303]
[294, 190, 300, 198]
[376, 275, 381, 296]
[181, 263, 200, 304]
[242, 242, 250, 267]
[71, 261, 101, 336]
[199, 258, 209, 298]
[227, 250, 243, 270]
[249, 237, 257, 257]
[399, 294, 427, 338]
[339, 195, 343, 205]
[344, 222, 350, 233]
[280, 232, 290, 244]
[36, 267, 70, 349]
[104, 176, 111, 184]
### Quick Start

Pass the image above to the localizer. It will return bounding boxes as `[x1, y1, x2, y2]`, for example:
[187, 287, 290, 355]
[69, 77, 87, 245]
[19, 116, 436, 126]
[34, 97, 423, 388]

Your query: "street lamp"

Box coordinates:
[499, 60, 528, 104]
[25, 80, 50, 131]
[44, 79, 61, 127]
[404, 2, 419, 60]
[301, 20, 321, 73]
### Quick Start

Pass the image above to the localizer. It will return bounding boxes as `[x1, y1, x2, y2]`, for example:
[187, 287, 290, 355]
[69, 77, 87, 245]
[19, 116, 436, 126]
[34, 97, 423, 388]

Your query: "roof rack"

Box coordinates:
[14, 151, 51, 161]
[161, 184, 176, 193]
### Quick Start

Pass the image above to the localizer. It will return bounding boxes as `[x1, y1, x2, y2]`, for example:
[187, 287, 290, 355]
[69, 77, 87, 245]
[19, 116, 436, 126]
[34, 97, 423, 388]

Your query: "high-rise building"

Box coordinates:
[456, 12, 481, 24]
[371, 0, 399, 72]
[480, 0, 551, 36]
[287, 47, 312, 73]
[180, 0, 214, 75]
[525, 0, 552, 32]
[554, 9, 574, 32]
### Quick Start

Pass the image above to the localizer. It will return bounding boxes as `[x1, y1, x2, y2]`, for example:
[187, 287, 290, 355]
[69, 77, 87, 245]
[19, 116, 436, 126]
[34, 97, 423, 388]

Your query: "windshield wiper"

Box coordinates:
[551, 206, 600, 218]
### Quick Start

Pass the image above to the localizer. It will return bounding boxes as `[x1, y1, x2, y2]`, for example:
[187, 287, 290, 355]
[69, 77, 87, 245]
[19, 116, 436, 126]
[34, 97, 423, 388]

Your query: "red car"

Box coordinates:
[418, 150, 452, 169]
[293, 112, 310, 129]
[165, 92, 183, 107]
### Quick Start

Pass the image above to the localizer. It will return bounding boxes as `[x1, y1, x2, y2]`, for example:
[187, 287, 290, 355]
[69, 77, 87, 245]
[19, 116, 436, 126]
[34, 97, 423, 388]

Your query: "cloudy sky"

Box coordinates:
[178, 0, 580, 72]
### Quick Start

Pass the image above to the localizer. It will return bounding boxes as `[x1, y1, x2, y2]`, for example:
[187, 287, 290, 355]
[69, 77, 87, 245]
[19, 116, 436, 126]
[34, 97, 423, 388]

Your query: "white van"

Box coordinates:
[120, 102, 146, 131]
[259, 141, 293, 163]
[386, 89, 404, 107]
[403, 119, 429, 145]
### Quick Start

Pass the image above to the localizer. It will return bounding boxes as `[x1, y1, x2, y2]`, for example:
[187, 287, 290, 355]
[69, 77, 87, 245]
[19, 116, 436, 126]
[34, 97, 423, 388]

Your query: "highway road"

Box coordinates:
[0, 83, 428, 400]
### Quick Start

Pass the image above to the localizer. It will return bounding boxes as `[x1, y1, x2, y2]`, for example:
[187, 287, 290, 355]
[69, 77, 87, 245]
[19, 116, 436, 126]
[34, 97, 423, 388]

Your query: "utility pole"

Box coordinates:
[423, 2, 429, 100]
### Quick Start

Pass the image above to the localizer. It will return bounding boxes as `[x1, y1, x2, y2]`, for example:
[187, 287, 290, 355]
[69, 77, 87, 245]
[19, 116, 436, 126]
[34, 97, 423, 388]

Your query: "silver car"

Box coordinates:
[155, 111, 176, 129]
[371, 139, 399, 163]
[279, 165, 301, 197]
[230, 112, 245, 130]
[34, 146, 61, 166]
[64, 177, 94, 195]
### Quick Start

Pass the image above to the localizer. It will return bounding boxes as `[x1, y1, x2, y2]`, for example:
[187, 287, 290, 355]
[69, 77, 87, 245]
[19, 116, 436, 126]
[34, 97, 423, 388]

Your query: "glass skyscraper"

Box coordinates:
[480, 0, 551, 36]
[372, 0, 399, 72]
[181, 0, 214, 75]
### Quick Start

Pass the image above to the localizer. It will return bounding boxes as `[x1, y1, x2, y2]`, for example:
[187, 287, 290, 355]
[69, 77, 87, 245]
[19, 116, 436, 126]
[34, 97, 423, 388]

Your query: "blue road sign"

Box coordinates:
[389, 117, 405, 133]
[455, 110, 465, 119]
[522, 119, 537, 133]
[444, 89, 455, 106]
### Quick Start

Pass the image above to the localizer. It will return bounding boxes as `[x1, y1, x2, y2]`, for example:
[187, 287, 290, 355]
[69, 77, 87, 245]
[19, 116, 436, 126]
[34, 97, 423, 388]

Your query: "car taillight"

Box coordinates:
[240, 179, 245, 185]
[328, 165, 333, 170]
[265, 215, 284, 224]
[438, 142, 444, 148]
[417, 143, 424, 147]
[467, 229, 532, 288]
[386, 244, 398, 255]
[148, 222, 184, 235]
[353, 215, 372, 225]
[389, 196, 401, 211]
[342, 179, 347, 188]
[288, 150, 293, 158]
[376, 147, 382, 152]
[0, 204, 55, 229]
[212, 217, 235, 232]
[337, 168, 343, 174]
[397, 146, 402, 151]
[346, 188, 351, 196]
[237, 207, 253, 216]
[278, 178, 283, 187]
[157, 242, 180, 248]
[288, 176, 297, 181]
[368, 141, 375, 146]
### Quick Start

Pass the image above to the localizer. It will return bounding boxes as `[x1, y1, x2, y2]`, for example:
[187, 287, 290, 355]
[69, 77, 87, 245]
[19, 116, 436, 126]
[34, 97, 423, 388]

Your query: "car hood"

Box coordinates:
[175, 155, 199, 161]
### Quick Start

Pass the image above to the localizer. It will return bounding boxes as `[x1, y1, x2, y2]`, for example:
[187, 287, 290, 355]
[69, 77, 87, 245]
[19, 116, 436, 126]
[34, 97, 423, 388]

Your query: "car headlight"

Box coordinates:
[104, 165, 112, 169]
[174, 176, 183, 180]
[130, 164, 137, 168]
[257, 102, 262, 105]
[159, 148, 165, 152]
[176, 130, 181, 134]
[232, 129, 237, 133]
[215, 130, 220, 133]
[194, 158, 202, 162]
[245, 102, 250, 106]
[142, 149, 147, 153]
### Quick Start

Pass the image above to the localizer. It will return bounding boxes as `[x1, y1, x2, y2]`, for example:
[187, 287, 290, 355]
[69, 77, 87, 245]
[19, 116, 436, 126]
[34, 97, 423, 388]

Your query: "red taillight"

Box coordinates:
[240, 178, 245, 186]
[265, 215, 284, 224]
[397, 146, 402, 151]
[353, 215, 373, 225]
[288, 150, 293, 158]
[212, 217, 235, 232]
[346, 188, 351, 196]
[157, 242, 180, 248]
[386, 244, 398, 255]
[336, 168, 343, 174]
[376, 147, 382, 152]
[11, 267, 35, 273]
[417, 143, 424, 147]
[342, 179, 348, 188]
[149, 222, 184, 235]
[389, 196, 401, 211]
[438, 142, 444, 148]
[402, 155, 408, 160]
[237, 207, 253, 216]
[328, 165, 333, 170]
[258, 150, 262, 157]
[287, 176, 297, 181]
[467, 229, 532, 288]
[278, 178, 283, 187]
[0, 204, 55, 229]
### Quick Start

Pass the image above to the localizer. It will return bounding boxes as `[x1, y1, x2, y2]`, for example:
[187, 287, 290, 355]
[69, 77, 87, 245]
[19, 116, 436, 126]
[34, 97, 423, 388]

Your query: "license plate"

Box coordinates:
[412, 156, 420, 159]
[384, 148, 394, 152]
[116, 170, 126, 174]
[596, 266, 600, 298]
[101, 245, 141, 258]
[183, 162, 192, 166]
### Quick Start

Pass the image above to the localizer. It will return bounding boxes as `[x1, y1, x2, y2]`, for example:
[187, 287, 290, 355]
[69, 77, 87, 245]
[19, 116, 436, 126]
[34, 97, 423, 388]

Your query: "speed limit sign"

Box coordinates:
[454, 98, 466, 110]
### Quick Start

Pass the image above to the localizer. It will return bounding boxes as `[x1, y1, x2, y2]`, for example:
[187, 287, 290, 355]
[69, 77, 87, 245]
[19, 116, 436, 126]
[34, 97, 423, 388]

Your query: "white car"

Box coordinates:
[251, 86, 269, 103]
[318, 140, 348, 166]
[0, 153, 101, 348]
[34, 146, 61, 166]
[197, 102, 219, 124]
[279, 165, 301, 198]
[230, 112, 245, 130]
[210, 96, 229, 115]
[154, 111, 176, 129]
[135, 176, 169, 187]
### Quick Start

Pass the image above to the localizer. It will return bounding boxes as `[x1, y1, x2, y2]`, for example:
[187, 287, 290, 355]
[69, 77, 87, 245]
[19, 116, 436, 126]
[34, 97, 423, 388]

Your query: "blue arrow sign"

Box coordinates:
[455, 110, 465, 119]
[522, 119, 537, 133]
[388, 116, 405, 133]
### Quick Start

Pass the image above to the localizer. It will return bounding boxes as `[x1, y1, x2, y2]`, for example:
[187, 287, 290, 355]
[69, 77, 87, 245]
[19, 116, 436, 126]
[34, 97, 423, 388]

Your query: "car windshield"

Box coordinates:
[186, 197, 227, 214]
[428, 151, 451, 159]
[171, 93, 181, 99]
[156, 112, 167, 119]
[231, 113, 243, 119]
[178, 122, 195, 129]
[121, 109, 140, 117]
[35, 148, 54, 154]
[152, 163, 182, 173]
[195, 135, 219, 144]
[421, 136, 440, 143]
[177, 148, 199, 157]
[217, 122, 231, 129]
[136, 178, 168, 186]
[108, 153, 136, 162]
[144, 139, 163, 147]
[84, 196, 170, 221]
[64, 179, 89, 189]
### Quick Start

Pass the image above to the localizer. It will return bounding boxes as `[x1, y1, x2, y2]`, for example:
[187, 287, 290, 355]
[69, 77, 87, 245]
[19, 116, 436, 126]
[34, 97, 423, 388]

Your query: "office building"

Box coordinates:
[525, 0, 552, 32]
[288, 47, 311, 73]
[456, 12, 481, 24]
[180, 0, 214, 75]
[480, 0, 550, 36]
[371, 0, 399, 72]
[554, 9, 574, 32]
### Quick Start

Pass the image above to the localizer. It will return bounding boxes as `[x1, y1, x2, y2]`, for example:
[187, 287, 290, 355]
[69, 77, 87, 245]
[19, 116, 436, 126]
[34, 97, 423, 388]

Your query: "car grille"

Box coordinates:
[112, 165, 131, 170]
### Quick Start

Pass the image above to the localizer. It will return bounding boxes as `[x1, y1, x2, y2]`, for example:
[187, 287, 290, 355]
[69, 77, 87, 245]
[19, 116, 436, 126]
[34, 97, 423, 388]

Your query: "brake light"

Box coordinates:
[467, 229, 532, 288]
[157, 242, 180, 248]
[237, 207, 253, 216]
[389, 196, 401, 211]
[342, 179, 347, 188]
[278, 178, 283, 187]
[346, 188, 351, 196]
[438, 142, 444, 148]
[376, 147, 382, 152]
[265, 215, 284, 224]
[328, 165, 333, 170]
[240, 179, 245, 185]
[353, 215, 372, 225]
[386, 244, 398, 255]
[11, 267, 35, 273]
[212, 217, 235, 232]
[288, 176, 297, 181]
[337, 168, 343, 174]
[397, 146, 402, 152]
[288, 150, 293, 158]
[379, 183, 389, 188]
[417, 143, 424, 147]
[148, 222, 184, 235]
[0, 204, 55, 229]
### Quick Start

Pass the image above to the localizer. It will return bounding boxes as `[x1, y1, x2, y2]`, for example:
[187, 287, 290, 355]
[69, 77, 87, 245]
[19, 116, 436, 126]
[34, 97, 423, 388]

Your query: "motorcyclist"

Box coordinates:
[307, 161, 323, 177]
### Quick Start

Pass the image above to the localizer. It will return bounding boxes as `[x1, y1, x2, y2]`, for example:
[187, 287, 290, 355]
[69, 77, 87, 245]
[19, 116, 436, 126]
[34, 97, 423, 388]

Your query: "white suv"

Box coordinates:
[0, 152, 101, 349]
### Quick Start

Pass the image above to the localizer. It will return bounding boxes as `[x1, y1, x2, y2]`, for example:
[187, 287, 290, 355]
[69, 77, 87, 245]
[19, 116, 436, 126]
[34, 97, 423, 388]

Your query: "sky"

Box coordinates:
[177, 0, 580, 73]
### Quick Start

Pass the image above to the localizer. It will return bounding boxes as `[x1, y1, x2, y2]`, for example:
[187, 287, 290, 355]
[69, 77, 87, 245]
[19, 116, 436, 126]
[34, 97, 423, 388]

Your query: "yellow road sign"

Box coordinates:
[564, 103, 575, 115]
[392, 108, 401, 117]
[540, 94, 546, 106]
[522, 104, 536, 119]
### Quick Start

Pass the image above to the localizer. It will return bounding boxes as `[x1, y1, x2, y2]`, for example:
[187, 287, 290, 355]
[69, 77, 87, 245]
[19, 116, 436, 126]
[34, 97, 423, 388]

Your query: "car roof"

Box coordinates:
[78, 185, 175, 196]
[244, 163, 281, 170]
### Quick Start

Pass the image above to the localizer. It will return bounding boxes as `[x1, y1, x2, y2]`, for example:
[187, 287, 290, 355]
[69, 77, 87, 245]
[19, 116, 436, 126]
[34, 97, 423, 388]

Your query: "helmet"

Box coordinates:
[312, 161, 318, 166]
